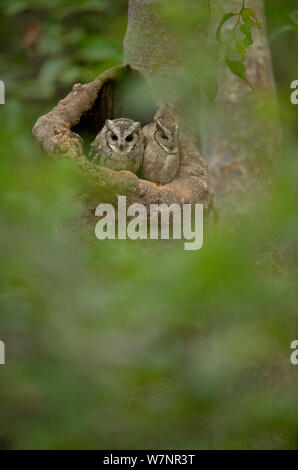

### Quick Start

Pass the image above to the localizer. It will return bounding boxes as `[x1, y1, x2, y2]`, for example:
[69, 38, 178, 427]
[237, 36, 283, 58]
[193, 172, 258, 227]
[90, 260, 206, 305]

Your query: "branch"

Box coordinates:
[33, 65, 126, 155]
[65, 151, 213, 213]
[32, 65, 214, 213]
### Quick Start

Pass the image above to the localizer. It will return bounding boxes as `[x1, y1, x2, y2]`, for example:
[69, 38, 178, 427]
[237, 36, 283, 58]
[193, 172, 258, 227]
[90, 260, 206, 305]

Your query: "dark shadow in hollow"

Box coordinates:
[72, 66, 157, 154]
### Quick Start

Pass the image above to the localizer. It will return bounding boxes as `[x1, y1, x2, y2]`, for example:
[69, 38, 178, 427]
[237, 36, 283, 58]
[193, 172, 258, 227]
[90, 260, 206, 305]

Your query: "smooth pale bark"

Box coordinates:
[33, 1, 214, 213]
[124, 0, 181, 75]
[34, 0, 278, 210]
[124, 0, 209, 102]
[124, 0, 280, 204]
[201, 0, 280, 201]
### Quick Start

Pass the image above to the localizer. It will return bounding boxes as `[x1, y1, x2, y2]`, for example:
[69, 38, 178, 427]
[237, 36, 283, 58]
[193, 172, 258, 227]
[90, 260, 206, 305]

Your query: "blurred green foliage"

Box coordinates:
[0, 0, 127, 104]
[265, 0, 298, 134]
[0, 0, 297, 450]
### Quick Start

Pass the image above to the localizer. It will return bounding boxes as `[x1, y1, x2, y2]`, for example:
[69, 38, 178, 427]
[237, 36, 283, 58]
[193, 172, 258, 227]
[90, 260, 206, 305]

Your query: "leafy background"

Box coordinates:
[0, 0, 297, 449]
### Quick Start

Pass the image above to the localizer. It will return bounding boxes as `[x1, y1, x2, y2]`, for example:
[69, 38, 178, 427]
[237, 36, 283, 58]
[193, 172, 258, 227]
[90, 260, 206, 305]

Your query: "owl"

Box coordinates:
[89, 118, 144, 174]
[142, 120, 179, 185]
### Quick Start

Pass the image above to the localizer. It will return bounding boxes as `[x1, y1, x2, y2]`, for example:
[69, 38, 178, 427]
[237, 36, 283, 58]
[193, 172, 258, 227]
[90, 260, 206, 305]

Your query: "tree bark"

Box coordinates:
[33, 1, 214, 213]
[124, 0, 209, 105]
[201, 0, 281, 203]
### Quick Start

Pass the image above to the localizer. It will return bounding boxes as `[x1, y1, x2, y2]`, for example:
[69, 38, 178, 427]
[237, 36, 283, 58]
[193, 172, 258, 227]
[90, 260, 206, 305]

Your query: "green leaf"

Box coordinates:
[241, 7, 262, 28]
[240, 24, 253, 46]
[225, 59, 254, 89]
[235, 40, 249, 62]
[241, 7, 257, 26]
[216, 12, 237, 42]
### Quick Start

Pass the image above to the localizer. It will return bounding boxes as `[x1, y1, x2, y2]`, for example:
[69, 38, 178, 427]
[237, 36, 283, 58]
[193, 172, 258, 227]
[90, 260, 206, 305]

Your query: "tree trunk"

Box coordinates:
[33, 0, 279, 213]
[124, 0, 208, 102]
[201, 0, 281, 204]
[33, 0, 214, 213]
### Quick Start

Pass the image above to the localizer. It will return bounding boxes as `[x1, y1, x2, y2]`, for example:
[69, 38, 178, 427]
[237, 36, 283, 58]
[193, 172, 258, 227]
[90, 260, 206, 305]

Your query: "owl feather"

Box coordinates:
[142, 120, 180, 185]
[89, 118, 144, 174]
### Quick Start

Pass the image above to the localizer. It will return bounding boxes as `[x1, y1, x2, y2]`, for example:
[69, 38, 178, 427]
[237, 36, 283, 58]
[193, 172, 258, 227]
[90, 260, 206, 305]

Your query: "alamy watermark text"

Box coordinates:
[0, 80, 5, 105]
[95, 196, 203, 250]
[0, 341, 5, 365]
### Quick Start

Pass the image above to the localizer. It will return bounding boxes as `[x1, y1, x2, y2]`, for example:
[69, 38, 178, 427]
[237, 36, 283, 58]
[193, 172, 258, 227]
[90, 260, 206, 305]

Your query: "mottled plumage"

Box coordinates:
[142, 120, 179, 184]
[89, 118, 143, 173]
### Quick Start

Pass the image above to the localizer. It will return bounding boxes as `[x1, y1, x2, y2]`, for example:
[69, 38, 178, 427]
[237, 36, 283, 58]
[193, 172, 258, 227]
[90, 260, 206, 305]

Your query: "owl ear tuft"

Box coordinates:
[131, 121, 141, 133]
[105, 119, 114, 130]
[156, 120, 163, 130]
[156, 120, 169, 133]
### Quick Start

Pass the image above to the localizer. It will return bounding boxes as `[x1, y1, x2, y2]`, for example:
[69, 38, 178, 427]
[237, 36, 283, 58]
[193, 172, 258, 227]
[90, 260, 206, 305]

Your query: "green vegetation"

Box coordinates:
[0, 0, 297, 449]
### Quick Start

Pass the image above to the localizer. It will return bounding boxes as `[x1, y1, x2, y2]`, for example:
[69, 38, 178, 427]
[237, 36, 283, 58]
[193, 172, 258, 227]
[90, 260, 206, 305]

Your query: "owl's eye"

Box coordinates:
[126, 135, 133, 142]
[111, 134, 118, 141]
[161, 133, 168, 140]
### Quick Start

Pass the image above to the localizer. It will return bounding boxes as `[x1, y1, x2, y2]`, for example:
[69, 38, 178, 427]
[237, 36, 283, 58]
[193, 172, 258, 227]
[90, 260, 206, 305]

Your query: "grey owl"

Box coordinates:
[89, 118, 144, 174]
[142, 120, 179, 185]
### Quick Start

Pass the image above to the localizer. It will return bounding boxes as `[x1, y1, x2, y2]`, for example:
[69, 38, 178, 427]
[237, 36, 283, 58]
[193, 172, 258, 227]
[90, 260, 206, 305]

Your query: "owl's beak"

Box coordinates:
[120, 143, 124, 151]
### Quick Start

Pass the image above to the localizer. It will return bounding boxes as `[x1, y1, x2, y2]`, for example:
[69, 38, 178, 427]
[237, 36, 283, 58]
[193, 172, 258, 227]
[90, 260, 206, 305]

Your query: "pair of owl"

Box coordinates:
[89, 118, 179, 185]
